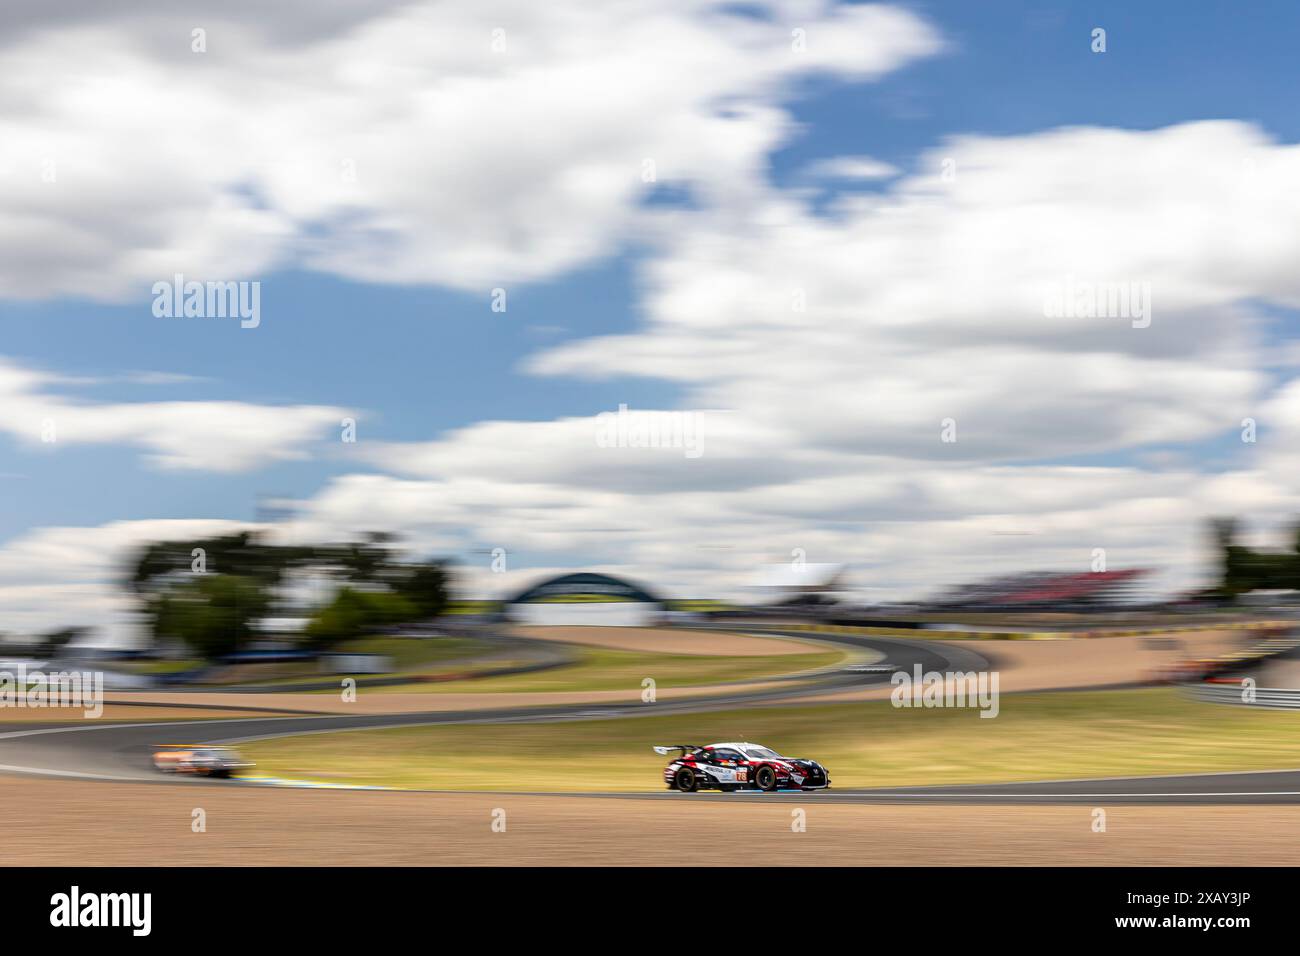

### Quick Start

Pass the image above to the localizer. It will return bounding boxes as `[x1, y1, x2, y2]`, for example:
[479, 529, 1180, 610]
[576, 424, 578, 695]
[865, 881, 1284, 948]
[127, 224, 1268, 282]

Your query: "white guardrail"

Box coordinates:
[1185, 683, 1300, 709]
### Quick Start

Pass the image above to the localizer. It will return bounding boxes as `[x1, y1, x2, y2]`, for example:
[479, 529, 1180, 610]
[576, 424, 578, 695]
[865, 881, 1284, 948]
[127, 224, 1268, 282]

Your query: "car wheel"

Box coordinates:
[755, 765, 778, 792]
[674, 767, 698, 792]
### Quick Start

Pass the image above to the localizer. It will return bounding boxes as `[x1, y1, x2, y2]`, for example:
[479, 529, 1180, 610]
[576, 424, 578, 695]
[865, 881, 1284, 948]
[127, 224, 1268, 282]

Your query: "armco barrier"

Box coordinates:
[1185, 683, 1300, 709]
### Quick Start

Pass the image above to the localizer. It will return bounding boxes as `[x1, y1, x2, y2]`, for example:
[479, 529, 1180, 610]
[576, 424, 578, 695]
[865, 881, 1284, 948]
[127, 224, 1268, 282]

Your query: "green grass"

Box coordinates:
[358, 645, 847, 695]
[112, 658, 205, 676]
[330, 635, 490, 670]
[443, 601, 503, 615]
[241, 687, 1300, 791]
[216, 635, 495, 687]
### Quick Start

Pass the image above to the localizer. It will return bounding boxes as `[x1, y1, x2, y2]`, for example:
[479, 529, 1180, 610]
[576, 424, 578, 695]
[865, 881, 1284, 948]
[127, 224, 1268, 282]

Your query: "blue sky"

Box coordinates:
[3, 0, 1300, 636]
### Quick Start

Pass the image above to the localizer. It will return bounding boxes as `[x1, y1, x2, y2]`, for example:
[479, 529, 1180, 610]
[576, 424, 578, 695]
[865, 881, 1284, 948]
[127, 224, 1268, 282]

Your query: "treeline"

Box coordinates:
[1211, 517, 1300, 597]
[129, 531, 449, 660]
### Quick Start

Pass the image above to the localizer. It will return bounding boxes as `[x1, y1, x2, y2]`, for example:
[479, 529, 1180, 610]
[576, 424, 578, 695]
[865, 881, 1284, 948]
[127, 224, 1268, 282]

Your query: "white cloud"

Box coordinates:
[287, 120, 1300, 603]
[533, 122, 1300, 462]
[0, 357, 346, 471]
[0, 1, 940, 300]
[804, 155, 899, 180]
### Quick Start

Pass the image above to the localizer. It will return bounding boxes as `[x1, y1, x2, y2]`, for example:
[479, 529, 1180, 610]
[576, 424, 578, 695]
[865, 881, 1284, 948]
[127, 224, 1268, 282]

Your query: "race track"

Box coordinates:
[0, 629, 955, 782]
[2, 628, 1297, 803]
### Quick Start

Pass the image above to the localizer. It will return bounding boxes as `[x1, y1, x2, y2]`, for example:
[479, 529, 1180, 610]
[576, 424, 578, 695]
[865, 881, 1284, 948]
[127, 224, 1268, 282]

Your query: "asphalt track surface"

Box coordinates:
[2, 628, 1297, 804]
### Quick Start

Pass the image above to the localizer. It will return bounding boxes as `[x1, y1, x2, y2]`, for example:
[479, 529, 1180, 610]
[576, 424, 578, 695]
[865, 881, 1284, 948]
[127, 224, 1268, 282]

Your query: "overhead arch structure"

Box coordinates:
[507, 572, 663, 626]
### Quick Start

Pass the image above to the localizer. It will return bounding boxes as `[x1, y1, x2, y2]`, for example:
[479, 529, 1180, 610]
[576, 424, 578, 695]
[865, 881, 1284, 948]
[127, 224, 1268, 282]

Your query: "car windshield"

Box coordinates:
[742, 746, 780, 759]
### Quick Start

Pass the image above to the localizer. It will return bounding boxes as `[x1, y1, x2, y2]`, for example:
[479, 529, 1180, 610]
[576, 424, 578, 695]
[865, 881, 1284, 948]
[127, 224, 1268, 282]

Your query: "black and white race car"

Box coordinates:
[655, 741, 830, 792]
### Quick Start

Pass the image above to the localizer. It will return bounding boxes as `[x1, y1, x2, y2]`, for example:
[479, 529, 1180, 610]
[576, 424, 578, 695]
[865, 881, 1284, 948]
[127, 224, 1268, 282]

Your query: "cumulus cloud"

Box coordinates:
[292, 120, 1300, 602]
[532, 122, 1298, 462]
[0, 0, 940, 300]
[0, 357, 346, 471]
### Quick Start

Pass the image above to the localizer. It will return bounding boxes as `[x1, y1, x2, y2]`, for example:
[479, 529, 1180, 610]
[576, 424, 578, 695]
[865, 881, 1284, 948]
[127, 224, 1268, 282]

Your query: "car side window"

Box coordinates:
[714, 749, 741, 763]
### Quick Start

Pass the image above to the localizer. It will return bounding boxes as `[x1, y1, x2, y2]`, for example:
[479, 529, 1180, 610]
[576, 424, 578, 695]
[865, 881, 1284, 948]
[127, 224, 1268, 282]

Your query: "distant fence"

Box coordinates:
[1185, 683, 1300, 710]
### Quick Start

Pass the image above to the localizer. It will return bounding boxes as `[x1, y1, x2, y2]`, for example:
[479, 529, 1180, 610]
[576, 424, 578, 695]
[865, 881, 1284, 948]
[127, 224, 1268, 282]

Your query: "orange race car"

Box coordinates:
[152, 744, 254, 778]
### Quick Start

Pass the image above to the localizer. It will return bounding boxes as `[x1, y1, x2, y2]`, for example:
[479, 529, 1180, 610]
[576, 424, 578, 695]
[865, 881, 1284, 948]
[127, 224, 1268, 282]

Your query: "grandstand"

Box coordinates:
[927, 569, 1148, 611]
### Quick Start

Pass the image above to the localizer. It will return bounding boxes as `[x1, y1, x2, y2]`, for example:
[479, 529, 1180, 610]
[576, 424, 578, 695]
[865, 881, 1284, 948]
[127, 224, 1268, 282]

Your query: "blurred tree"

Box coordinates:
[395, 561, 450, 618]
[36, 626, 88, 655]
[301, 588, 418, 650]
[301, 587, 370, 650]
[129, 531, 308, 594]
[128, 531, 451, 660]
[334, 532, 398, 585]
[1209, 516, 1300, 598]
[152, 574, 270, 660]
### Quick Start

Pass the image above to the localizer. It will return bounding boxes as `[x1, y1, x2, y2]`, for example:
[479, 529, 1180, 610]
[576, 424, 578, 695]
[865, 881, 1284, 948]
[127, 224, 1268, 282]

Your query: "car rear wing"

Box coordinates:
[653, 744, 702, 756]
